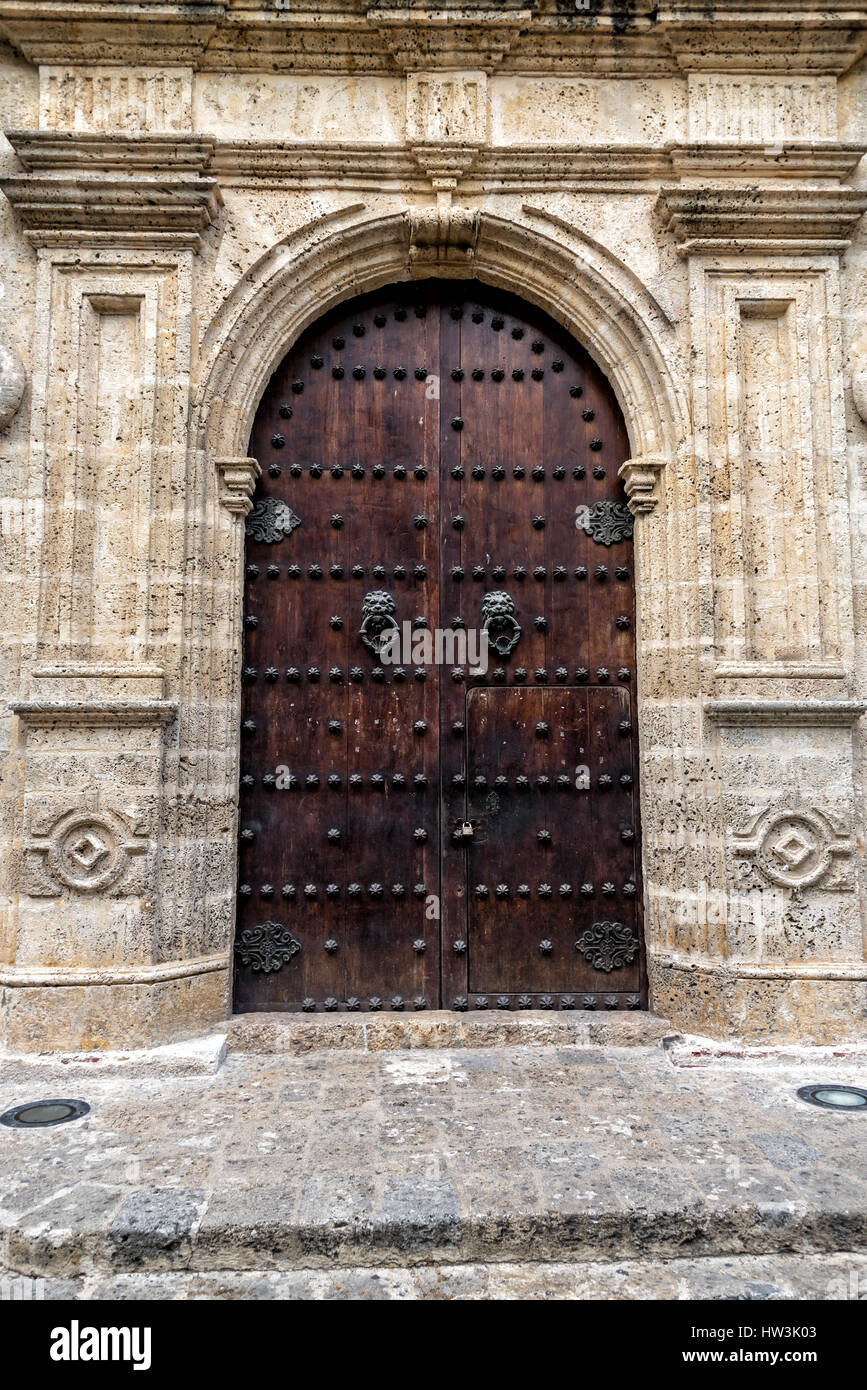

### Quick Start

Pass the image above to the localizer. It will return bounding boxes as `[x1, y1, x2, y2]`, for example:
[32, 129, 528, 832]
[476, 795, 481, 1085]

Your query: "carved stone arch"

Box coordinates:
[194, 205, 688, 502]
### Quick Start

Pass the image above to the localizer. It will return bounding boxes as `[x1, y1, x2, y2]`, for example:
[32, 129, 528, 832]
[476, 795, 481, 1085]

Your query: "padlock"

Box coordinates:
[459, 821, 474, 840]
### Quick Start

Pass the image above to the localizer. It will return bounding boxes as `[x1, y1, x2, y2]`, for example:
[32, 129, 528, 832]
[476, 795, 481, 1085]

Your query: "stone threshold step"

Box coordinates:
[8, 1198, 867, 1278]
[227, 1009, 673, 1054]
[11, 1252, 867, 1301]
[664, 1035, 867, 1068]
[0, 1032, 228, 1078]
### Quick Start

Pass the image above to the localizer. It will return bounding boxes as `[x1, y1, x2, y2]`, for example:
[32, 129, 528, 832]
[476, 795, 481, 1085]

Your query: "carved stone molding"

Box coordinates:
[215, 457, 261, 516]
[0, 341, 25, 432]
[669, 143, 865, 183]
[405, 69, 486, 181]
[705, 700, 867, 728]
[11, 700, 178, 728]
[30, 663, 166, 700]
[651, 951, 867, 983]
[207, 140, 864, 193]
[0, 955, 229, 988]
[618, 456, 666, 516]
[406, 204, 480, 275]
[6, 129, 862, 216]
[198, 207, 685, 483]
[0, 4, 222, 66]
[212, 143, 421, 185]
[663, 10, 867, 76]
[1, 5, 865, 76]
[8, 131, 215, 173]
[657, 186, 867, 256]
[1, 132, 221, 250]
[410, 145, 481, 183]
[1, 174, 222, 250]
[732, 800, 854, 892]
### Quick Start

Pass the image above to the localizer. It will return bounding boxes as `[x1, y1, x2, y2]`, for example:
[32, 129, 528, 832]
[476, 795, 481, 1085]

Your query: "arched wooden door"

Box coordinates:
[235, 281, 645, 1014]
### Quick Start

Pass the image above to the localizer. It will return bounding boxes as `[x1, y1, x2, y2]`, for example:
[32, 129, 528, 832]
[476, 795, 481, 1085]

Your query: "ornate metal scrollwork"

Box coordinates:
[575, 500, 634, 546]
[359, 589, 399, 655]
[480, 590, 521, 657]
[245, 497, 302, 544]
[234, 921, 301, 973]
[574, 920, 638, 972]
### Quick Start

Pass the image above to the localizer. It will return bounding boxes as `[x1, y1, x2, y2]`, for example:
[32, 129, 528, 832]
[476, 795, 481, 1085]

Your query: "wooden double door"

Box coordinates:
[235, 280, 645, 1013]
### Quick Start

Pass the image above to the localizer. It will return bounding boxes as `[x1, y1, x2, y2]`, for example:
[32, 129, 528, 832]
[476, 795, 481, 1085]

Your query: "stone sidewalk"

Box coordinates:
[1, 1023, 866, 1299]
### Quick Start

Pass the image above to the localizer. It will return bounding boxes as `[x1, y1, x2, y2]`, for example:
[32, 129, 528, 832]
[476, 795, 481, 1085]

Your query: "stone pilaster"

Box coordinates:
[648, 166, 867, 1042]
[0, 129, 228, 1049]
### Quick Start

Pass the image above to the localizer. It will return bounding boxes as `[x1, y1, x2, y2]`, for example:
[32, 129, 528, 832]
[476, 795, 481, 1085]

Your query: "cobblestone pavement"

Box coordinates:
[1, 1037, 866, 1298]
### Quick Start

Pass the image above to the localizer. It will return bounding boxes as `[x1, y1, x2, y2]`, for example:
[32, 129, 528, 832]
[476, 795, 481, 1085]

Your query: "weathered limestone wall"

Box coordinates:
[1, 3, 866, 1049]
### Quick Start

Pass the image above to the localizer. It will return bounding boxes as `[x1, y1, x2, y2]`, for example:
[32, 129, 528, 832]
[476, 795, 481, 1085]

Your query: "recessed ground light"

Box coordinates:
[0, 1099, 90, 1129]
[796, 1085, 867, 1112]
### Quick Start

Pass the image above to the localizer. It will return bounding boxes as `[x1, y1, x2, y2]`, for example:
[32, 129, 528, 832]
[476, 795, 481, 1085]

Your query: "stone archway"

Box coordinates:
[187, 204, 693, 1028]
[234, 275, 649, 1014]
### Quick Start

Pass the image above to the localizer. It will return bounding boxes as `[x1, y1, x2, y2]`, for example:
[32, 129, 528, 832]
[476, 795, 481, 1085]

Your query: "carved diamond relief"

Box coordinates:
[772, 829, 812, 872]
[67, 830, 112, 873]
[733, 803, 853, 891]
[25, 806, 150, 896]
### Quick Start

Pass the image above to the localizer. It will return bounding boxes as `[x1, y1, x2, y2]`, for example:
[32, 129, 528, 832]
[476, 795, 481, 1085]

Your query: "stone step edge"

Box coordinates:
[5, 1252, 867, 1301]
[0, 1013, 672, 1077]
[226, 1009, 674, 1054]
[663, 1035, 867, 1067]
[6, 1203, 867, 1280]
[0, 1032, 228, 1078]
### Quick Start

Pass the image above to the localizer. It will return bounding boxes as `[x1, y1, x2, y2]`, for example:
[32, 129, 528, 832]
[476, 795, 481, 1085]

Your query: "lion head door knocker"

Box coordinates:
[480, 591, 522, 658]
[359, 589, 399, 656]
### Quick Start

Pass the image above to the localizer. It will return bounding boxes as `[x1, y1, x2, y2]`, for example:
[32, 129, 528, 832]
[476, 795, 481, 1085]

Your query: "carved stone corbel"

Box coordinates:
[618, 456, 666, 516]
[215, 457, 261, 516]
[0, 342, 26, 432]
[406, 205, 480, 277]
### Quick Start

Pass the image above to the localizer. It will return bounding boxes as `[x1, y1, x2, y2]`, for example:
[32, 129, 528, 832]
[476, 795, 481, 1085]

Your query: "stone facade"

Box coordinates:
[1, 3, 867, 1050]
